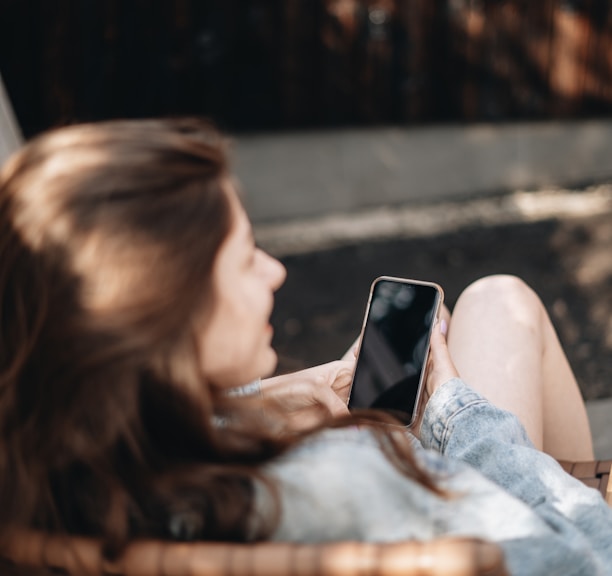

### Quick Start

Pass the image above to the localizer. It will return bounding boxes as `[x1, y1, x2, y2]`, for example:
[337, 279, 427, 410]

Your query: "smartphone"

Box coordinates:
[348, 276, 444, 426]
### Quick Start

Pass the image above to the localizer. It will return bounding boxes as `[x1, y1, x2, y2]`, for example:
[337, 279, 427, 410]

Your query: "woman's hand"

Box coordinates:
[425, 319, 460, 397]
[260, 360, 355, 431]
[412, 320, 460, 436]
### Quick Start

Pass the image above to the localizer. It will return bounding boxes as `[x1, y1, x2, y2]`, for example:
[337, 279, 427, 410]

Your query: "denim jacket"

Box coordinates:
[256, 378, 612, 575]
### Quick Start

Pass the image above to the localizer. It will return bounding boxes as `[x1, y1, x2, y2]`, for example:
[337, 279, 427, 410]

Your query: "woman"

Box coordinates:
[0, 118, 610, 575]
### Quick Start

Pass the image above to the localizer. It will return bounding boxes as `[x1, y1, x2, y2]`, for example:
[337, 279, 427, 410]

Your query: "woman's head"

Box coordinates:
[1, 118, 285, 392]
[0, 118, 285, 539]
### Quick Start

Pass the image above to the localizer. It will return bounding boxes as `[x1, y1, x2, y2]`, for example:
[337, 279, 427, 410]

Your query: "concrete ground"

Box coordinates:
[588, 398, 612, 459]
[256, 184, 612, 459]
[237, 121, 612, 224]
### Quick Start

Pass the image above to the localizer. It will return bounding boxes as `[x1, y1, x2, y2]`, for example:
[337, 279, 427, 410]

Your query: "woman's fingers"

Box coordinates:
[426, 320, 460, 396]
[319, 386, 351, 417]
[341, 336, 361, 361]
[328, 360, 354, 403]
[259, 360, 355, 431]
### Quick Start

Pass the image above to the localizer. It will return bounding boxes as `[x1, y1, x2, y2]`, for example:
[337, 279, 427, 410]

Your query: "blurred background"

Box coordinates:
[5, 0, 612, 135]
[1, 2, 611, 446]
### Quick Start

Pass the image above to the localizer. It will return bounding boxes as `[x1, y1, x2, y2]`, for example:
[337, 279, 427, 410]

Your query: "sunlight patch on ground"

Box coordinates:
[255, 185, 612, 257]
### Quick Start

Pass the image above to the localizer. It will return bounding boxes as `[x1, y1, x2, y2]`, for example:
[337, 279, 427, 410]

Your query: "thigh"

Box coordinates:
[446, 275, 593, 460]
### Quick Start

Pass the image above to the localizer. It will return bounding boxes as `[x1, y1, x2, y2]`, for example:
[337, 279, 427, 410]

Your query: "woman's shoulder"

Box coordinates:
[254, 426, 455, 542]
[254, 424, 555, 547]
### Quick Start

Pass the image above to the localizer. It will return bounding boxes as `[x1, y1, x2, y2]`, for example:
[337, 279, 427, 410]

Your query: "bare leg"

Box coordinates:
[447, 275, 593, 461]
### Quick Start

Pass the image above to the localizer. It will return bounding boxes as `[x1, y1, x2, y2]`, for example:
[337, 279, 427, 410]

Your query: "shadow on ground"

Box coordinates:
[271, 212, 612, 401]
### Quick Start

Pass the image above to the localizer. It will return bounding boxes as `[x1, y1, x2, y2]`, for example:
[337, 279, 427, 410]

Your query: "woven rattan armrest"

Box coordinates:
[558, 459, 612, 505]
[0, 531, 508, 576]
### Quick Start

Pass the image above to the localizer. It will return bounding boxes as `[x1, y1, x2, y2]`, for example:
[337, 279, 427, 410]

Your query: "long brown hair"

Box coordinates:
[0, 118, 436, 557]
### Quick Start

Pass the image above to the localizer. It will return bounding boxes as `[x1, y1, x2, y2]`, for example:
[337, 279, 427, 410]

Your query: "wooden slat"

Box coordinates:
[571, 460, 598, 478]
[559, 459, 612, 506]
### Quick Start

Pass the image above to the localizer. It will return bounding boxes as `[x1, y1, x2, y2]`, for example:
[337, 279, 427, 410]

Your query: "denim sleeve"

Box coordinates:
[420, 378, 612, 573]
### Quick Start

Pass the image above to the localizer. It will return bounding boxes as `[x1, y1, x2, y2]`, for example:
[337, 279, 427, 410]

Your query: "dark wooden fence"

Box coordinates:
[2, 0, 612, 137]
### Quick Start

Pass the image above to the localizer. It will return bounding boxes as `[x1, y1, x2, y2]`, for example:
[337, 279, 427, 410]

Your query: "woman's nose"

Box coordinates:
[263, 251, 286, 291]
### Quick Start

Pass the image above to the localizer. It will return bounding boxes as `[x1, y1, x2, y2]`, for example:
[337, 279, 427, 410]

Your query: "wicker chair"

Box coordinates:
[1, 460, 610, 576]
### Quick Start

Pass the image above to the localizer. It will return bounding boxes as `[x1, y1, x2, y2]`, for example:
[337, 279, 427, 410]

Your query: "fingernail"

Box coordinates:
[440, 319, 448, 336]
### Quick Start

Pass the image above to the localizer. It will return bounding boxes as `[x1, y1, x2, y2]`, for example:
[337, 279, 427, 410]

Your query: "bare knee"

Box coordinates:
[453, 275, 544, 329]
[457, 274, 538, 303]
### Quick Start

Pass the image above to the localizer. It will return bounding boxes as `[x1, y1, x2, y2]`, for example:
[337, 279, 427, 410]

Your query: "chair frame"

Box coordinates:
[558, 459, 612, 505]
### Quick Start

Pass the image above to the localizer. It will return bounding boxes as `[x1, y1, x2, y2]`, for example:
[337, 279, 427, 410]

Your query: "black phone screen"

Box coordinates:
[348, 278, 441, 424]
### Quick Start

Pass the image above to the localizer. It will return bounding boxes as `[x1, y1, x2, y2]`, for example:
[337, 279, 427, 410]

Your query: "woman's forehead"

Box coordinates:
[223, 185, 253, 249]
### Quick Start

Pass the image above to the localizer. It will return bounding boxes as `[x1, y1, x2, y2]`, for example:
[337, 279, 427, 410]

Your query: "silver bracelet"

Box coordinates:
[225, 377, 262, 398]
